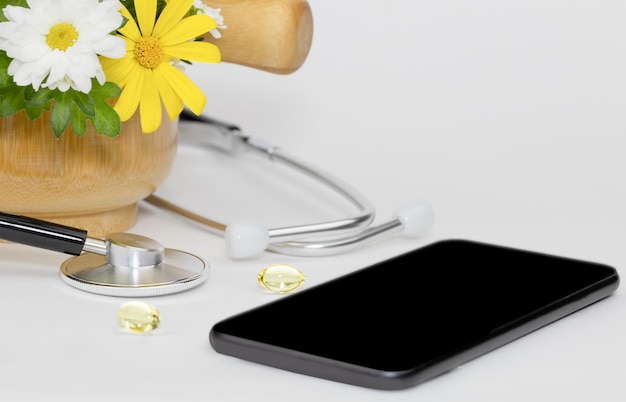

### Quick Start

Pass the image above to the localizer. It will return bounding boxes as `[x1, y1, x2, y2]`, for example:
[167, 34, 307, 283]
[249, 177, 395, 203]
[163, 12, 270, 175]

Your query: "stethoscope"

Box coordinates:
[148, 111, 435, 258]
[0, 112, 434, 297]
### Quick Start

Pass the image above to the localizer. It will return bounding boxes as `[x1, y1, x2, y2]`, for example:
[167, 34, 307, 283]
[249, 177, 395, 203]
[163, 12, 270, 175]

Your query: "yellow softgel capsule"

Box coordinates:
[118, 301, 161, 333]
[258, 264, 305, 293]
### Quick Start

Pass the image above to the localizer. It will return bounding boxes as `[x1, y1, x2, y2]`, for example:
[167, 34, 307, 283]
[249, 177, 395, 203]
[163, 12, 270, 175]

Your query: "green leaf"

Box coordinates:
[89, 81, 122, 137]
[23, 102, 49, 120]
[92, 101, 121, 137]
[21, 86, 52, 119]
[23, 82, 121, 137]
[70, 103, 87, 136]
[1, 85, 27, 115]
[0, 51, 27, 116]
[49, 91, 72, 138]
[27, 87, 55, 107]
[91, 80, 122, 100]
[69, 89, 95, 117]
[0, 51, 13, 86]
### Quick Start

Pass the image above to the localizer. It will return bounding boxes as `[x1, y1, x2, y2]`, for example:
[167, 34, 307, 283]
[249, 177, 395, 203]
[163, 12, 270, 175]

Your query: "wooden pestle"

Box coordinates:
[202, 0, 313, 74]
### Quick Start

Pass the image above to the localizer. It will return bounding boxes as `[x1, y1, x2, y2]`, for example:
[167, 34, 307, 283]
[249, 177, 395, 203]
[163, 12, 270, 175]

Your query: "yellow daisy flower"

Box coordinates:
[100, 0, 220, 133]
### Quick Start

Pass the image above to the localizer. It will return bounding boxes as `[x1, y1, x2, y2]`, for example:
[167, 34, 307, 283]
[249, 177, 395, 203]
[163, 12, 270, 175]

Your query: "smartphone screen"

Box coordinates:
[209, 239, 619, 390]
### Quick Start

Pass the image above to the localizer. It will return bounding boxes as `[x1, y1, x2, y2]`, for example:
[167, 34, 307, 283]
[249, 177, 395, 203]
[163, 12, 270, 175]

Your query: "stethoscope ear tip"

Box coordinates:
[394, 200, 435, 238]
[225, 221, 270, 259]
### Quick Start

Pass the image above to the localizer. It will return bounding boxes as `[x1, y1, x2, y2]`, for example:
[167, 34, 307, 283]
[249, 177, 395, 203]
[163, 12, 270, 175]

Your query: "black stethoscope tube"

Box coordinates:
[0, 212, 87, 255]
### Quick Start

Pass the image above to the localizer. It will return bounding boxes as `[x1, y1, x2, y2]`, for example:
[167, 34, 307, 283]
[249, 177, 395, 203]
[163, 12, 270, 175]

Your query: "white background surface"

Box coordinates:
[1, 1, 625, 400]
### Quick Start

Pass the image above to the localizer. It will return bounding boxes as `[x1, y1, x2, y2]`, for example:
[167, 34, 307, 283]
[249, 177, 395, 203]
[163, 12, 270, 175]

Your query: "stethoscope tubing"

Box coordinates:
[147, 112, 379, 249]
[267, 219, 404, 256]
[146, 112, 434, 258]
[0, 211, 88, 255]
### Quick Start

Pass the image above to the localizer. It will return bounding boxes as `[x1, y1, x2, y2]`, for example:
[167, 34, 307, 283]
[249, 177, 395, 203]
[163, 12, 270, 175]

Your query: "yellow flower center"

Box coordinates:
[46, 23, 78, 51]
[134, 37, 164, 69]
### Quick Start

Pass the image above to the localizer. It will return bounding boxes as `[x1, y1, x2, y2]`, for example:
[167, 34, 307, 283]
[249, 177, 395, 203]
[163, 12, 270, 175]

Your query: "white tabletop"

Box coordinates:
[1, 1, 625, 401]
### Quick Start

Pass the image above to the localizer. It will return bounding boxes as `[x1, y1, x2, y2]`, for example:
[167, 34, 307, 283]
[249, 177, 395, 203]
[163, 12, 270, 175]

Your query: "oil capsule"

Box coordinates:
[118, 301, 161, 333]
[258, 264, 305, 293]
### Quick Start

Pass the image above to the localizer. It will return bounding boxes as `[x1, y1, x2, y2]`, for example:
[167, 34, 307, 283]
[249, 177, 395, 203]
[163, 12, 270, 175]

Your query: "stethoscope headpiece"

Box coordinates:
[223, 200, 435, 259]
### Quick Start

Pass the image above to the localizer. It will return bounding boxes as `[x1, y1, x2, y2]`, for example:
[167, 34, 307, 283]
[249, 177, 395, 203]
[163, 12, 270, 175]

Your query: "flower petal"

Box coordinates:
[139, 70, 162, 133]
[159, 14, 217, 46]
[158, 62, 206, 115]
[134, 0, 157, 36]
[118, 5, 142, 41]
[100, 51, 136, 88]
[152, 0, 194, 38]
[91, 35, 127, 59]
[164, 41, 220, 64]
[114, 65, 144, 121]
[153, 66, 184, 120]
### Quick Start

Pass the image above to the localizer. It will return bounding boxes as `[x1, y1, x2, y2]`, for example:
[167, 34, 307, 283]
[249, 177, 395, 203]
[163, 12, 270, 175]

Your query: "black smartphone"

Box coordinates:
[209, 239, 619, 390]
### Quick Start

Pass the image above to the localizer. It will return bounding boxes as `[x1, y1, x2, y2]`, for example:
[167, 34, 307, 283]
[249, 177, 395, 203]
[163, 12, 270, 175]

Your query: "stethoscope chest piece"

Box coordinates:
[0, 212, 209, 298]
[60, 233, 208, 297]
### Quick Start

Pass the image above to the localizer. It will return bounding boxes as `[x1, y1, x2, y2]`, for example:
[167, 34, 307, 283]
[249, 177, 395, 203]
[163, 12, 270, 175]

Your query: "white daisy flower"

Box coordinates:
[0, 0, 126, 93]
[193, 0, 227, 39]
